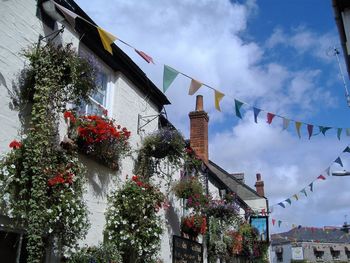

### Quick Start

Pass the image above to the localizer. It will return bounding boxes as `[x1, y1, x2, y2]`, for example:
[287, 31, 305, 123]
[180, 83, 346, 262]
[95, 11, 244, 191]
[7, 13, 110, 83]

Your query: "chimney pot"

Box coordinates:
[195, 95, 204, 111]
[256, 173, 261, 181]
[255, 173, 265, 197]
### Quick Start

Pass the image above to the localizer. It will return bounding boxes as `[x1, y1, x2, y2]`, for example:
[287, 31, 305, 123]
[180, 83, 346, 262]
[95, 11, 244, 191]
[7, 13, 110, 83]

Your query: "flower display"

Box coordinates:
[205, 199, 239, 219]
[9, 140, 22, 149]
[65, 111, 131, 170]
[183, 145, 202, 173]
[172, 176, 204, 200]
[104, 177, 164, 262]
[181, 213, 207, 239]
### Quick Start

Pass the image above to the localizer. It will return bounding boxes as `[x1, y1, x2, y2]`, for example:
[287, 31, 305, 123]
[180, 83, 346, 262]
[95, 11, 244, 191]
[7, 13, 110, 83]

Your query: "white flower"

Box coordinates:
[49, 228, 53, 233]
[47, 209, 53, 214]
[10, 164, 15, 169]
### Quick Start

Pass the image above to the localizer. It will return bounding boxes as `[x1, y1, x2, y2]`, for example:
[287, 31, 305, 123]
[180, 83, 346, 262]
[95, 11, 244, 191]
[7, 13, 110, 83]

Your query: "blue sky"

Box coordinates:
[75, 0, 350, 233]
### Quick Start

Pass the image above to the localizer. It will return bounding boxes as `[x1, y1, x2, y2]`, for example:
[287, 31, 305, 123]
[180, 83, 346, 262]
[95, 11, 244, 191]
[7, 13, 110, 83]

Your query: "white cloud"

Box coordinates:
[75, 0, 349, 232]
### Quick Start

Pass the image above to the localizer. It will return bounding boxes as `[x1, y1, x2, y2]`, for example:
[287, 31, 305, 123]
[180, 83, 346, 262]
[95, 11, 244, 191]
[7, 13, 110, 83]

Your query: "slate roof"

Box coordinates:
[272, 227, 350, 245]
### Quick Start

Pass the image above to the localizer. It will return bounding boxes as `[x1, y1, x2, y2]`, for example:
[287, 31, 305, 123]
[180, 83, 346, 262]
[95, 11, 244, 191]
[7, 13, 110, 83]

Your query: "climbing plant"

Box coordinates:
[0, 43, 97, 262]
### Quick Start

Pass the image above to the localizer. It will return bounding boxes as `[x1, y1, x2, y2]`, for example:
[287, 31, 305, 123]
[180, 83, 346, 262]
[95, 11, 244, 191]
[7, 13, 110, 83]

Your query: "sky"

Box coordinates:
[75, 0, 350, 233]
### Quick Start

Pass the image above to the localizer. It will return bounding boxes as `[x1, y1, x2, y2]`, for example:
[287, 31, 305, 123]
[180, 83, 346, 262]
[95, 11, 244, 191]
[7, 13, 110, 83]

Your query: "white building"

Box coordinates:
[0, 0, 268, 262]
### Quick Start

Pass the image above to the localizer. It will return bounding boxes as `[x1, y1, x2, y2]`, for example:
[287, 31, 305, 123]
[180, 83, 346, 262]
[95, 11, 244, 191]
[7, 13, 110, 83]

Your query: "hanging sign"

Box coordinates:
[173, 235, 203, 263]
[250, 216, 269, 242]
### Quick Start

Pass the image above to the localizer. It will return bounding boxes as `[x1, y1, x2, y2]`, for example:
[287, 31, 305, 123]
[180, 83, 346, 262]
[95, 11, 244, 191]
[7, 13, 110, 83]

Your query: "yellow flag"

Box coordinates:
[293, 194, 299, 201]
[188, 79, 202, 95]
[97, 27, 117, 54]
[214, 90, 225, 111]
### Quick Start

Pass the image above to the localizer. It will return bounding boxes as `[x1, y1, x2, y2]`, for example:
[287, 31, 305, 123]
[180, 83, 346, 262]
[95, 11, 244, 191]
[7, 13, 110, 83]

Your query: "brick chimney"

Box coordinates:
[255, 173, 265, 197]
[189, 95, 209, 163]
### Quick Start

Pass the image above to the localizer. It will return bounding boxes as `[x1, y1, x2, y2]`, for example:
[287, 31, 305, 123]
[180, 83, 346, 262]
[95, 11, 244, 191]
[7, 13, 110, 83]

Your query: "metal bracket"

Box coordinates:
[137, 114, 161, 134]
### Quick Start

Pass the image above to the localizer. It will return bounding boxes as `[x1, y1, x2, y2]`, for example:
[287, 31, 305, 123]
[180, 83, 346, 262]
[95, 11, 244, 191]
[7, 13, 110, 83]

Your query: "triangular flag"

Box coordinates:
[135, 49, 154, 64]
[317, 175, 326, 180]
[54, 2, 79, 28]
[188, 79, 202, 95]
[334, 157, 343, 167]
[300, 189, 307, 197]
[272, 219, 276, 226]
[214, 90, 225, 111]
[163, 65, 179, 92]
[343, 146, 350, 153]
[282, 118, 290, 130]
[285, 198, 292, 205]
[293, 194, 299, 201]
[267, 113, 275, 124]
[337, 128, 342, 140]
[97, 27, 117, 54]
[253, 107, 261, 123]
[307, 124, 313, 139]
[346, 128, 350, 136]
[309, 182, 314, 192]
[295, 122, 302, 138]
[325, 167, 330, 176]
[319, 126, 332, 136]
[234, 99, 244, 119]
[278, 220, 282, 227]
[278, 202, 285, 208]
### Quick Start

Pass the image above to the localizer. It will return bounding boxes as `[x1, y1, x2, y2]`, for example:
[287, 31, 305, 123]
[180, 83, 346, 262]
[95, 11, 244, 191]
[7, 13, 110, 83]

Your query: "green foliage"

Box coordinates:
[0, 43, 97, 262]
[67, 243, 122, 263]
[104, 176, 164, 263]
[172, 176, 204, 199]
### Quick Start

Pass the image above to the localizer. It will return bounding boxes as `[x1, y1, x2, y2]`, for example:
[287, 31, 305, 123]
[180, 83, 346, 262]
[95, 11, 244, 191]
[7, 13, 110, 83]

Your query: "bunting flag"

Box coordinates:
[309, 182, 314, 192]
[295, 122, 302, 138]
[293, 194, 299, 201]
[343, 146, 350, 153]
[282, 118, 290, 130]
[307, 124, 313, 139]
[278, 202, 285, 208]
[214, 90, 225, 111]
[163, 65, 179, 92]
[54, 2, 79, 28]
[234, 99, 244, 119]
[253, 107, 261, 123]
[317, 175, 326, 180]
[300, 189, 307, 197]
[188, 79, 202, 95]
[334, 157, 343, 167]
[272, 219, 276, 226]
[267, 113, 275, 124]
[278, 220, 282, 227]
[337, 128, 342, 140]
[135, 49, 154, 64]
[285, 198, 292, 205]
[325, 167, 330, 176]
[319, 126, 332, 136]
[97, 27, 117, 54]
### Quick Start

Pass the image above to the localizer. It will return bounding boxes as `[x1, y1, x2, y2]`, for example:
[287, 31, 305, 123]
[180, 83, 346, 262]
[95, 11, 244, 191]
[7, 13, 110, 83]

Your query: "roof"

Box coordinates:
[333, 0, 350, 79]
[207, 160, 267, 201]
[272, 227, 350, 244]
[41, 0, 170, 111]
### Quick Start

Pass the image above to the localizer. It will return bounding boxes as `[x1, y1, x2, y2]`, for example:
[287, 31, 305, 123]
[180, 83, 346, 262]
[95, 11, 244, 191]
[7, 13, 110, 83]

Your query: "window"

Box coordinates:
[79, 72, 108, 116]
[330, 248, 340, 260]
[314, 249, 324, 260]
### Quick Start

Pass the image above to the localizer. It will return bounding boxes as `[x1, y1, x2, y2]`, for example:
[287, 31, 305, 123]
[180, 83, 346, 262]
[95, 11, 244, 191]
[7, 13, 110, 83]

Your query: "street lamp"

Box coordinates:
[332, 170, 350, 176]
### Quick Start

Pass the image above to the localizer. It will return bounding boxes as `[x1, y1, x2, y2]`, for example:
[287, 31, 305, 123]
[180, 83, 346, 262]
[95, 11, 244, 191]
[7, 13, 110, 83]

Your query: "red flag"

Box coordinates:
[135, 49, 154, 64]
[317, 175, 326, 180]
[261, 208, 266, 216]
[272, 218, 276, 226]
[267, 113, 275, 124]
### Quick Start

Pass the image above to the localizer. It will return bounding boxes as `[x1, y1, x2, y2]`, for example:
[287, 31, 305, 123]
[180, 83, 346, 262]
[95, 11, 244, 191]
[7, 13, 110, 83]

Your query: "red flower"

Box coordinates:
[63, 111, 76, 123]
[132, 175, 139, 182]
[9, 140, 22, 149]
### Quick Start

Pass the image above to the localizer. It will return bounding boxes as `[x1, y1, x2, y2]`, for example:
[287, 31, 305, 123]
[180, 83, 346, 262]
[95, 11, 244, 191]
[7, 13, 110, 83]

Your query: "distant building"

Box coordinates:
[271, 226, 350, 262]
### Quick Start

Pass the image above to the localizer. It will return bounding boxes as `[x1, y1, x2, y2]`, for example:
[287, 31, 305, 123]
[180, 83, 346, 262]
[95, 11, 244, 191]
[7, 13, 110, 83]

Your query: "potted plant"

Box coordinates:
[64, 111, 131, 170]
[181, 213, 207, 240]
[205, 199, 239, 219]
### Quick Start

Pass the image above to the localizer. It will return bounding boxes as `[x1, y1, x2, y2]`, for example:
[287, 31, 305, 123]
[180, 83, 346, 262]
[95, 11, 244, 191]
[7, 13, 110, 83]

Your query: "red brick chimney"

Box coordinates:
[255, 173, 265, 197]
[189, 95, 209, 163]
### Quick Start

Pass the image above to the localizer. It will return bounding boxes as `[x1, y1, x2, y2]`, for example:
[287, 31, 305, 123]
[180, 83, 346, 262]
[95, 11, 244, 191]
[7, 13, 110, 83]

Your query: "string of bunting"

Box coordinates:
[55, 2, 350, 140]
[270, 145, 350, 210]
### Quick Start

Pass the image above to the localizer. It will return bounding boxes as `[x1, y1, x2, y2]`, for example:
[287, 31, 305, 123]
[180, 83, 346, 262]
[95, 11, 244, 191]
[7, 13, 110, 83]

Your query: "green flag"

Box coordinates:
[163, 65, 179, 92]
[234, 99, 244, 119]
